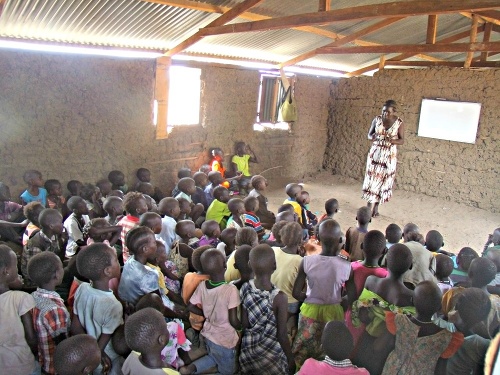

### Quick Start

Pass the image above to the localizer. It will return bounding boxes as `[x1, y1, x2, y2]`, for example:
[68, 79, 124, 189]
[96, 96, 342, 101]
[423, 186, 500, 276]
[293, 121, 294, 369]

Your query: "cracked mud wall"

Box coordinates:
[323, 67, 499, 212]
[0, 50, 330, 198]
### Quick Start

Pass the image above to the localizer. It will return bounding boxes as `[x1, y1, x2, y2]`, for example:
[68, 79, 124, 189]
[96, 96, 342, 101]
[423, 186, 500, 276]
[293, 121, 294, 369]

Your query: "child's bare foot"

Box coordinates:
[179, 364, 196, 374]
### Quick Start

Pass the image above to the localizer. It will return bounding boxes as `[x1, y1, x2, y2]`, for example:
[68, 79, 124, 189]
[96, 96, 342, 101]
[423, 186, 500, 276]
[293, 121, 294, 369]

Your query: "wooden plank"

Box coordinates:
[481, 23, 494, 61]
[426, 15, 438, 43]
[465, 15, 480, 68]
[475, 10, 500, 25]
[165, 0, 265, 56]
[279, 17, 405, 68]
[345, 26, 485, 76]
[318, 0, 332, 11]
[318, 41, 500, 54]
[155, 57, 171, 139]
[388, 60, 500, 67]
[198, 0, 500, 36]
[379, 55, 386, 70]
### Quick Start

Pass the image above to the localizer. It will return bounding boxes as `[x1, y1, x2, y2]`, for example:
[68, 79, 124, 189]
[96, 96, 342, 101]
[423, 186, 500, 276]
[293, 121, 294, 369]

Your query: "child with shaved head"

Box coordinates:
[54, 334, 101, 375]
[240, 244, 295, 374]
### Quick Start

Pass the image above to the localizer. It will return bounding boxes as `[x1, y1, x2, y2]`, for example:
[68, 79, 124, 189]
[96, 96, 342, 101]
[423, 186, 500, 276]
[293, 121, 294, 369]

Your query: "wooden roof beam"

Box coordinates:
[279, 17, 405, 68]
[426, 15, 438, 43]
[464, 15, 480, 67]
[165, 0, 265, 56]
[387, 60, 500, 67]
[345, 26, 485, 76]
[475, 10, 500, 25]
[318, 41, 500, 54]
[318, 0, 332, 12]
[198, 0, 500, 37]
[481, 23, 494, 60]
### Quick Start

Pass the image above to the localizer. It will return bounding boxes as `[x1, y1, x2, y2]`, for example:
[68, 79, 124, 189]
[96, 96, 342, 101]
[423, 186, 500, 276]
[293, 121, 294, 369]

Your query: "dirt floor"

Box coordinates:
[264, 171, 500, 255]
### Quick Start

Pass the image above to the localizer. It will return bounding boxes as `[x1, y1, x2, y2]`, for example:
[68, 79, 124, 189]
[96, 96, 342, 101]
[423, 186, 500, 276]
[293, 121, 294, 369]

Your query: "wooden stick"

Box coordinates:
[464, 15, 480, 68]
[259, 166, 284, 175]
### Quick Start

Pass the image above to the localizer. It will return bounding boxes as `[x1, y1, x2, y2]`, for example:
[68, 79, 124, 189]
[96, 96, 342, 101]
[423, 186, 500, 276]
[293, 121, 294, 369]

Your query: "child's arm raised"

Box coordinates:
[292, 259, 307, 302]
[273, 291, 295, 375]
[21, 311, 38, 356]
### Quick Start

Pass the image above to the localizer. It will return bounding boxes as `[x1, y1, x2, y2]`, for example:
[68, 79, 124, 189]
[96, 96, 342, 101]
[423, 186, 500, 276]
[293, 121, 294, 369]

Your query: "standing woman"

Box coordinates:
[362, 100, 405, 217]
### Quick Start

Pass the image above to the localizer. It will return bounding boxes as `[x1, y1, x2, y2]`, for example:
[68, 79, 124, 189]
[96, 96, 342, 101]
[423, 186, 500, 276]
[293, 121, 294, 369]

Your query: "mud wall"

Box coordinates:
[0, 50, 330, 198]
[323, 67, 500, 212]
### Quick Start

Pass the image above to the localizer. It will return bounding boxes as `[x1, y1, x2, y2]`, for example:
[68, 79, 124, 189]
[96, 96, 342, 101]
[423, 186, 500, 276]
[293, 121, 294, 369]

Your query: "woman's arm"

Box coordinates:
[390, 121, 405, 145]
[367, 117, 378, 140]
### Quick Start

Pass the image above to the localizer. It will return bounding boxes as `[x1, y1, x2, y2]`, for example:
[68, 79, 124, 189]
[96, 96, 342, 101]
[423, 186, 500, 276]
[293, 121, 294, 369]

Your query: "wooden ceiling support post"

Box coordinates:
[464, 14, 480, 68]
[426, 15, 438, 43]
[379, 55, 386, 71]
[155, 57, 171, 139]
[318, 0, 331, 12]
[481, 22, 493, 61]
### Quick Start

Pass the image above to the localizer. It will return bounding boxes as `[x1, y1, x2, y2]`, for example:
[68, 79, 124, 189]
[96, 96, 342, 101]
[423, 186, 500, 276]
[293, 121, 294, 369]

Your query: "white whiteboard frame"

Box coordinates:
[417, 98, 481, 144]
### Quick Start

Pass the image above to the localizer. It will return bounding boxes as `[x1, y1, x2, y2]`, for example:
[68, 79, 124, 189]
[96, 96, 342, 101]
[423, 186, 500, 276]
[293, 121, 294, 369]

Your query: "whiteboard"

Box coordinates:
[417, 99, 481, 144]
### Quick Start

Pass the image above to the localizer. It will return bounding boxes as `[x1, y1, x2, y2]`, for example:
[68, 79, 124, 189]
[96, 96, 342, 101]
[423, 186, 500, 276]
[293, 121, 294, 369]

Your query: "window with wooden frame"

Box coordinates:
[254, 72, 294, 131]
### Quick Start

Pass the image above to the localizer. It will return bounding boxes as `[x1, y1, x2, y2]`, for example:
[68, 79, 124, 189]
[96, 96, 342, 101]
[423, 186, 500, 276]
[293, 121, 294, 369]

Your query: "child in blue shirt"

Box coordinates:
[20, 170, 47, 206]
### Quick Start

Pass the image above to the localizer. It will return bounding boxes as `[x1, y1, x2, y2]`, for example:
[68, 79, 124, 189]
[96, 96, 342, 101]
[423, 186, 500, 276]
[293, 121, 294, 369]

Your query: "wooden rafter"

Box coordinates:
[318, 0, 332, 12]
[317, 41, 500, 54]
[387, 60, 500, 67]
[279, 17, 405, 68]
[197, 0, 500, 37]
[345, 26, 485, 77]
[481, 23, 493, 61]
[464, 15, 480, 68]
[426, 15, 438, 43]
[165, 0, 264, 56]
[475, 10, 500, 25]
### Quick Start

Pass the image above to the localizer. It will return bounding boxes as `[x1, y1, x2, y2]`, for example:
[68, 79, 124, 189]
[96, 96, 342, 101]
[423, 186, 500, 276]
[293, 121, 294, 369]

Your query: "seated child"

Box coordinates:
[66, 180, 83, 201]
[381, 280, 463, 375]
[108, 170, 128, 193]
[22, 201, 44, 245]
[72, 243, 123, 375]
[64, 196, 90, 258]
[158, 197, 180, 250]
[198, 220, 221, 247]
[483, 227, 500, 256]
[45, 179, 67, 216]
[154, 240, 181, 295]
[118, 227, 179, 316]
[28, 251, 70, 374]
[0, 245, 38, 375]
[0, 182, 25, 245]
[283, 183, 304, 225]
[204, 171, 224, 207]
[116, 192, 148, 263]
[486, 250, 500, 295]
[425, 229, 445, 253]
[225, 227, 259, 282]
[103, 196, 123, 226]
[135, 182, 155, 199]
[231, 244, 253, 290]
[173, 220, 198, 277]
[231, 141, 258, 195]
[174, 177, 205, 222]
[53, 334, 102, 375]
[248, 175, 275, 230]
[351, 244, 415, 374]
[199, 164, 211, 175]
[292, 219, 351, 367]
[266, 220, 288, 249]
[345, 206, 372, 261]
[298, 321, 369, 375]
[402, 228, 437, 289]
[20, 169, 47, 206]
[450, 247, 479, 287]
[239, 244, 294, 374]
[182, 246, 212, 332]
[345, 230, 388, 344]
[122, 307, 181, 374]
[108, 189, 124, 199]
[243, 196, 265, 239]
[22, 208, 65, 286]
[96, 178, 112, 202]
[136, 167, 164, 202]
[179, 249, 241, 375]
[435, 254, 454, 294]
[299, 191, 318, 235]
[206, 186, 231, 229]
[443, 257, 500, 339]
[192, 171, 209, 211]
[176, 197, 192, 221]
[80, 183, 105, 219]
[144, 193, 160, 214]
[271, 222, 303, 320]
[216, 227, 237, 257]
[318, 198, 339, 222]
[385, 223, 402, 249]
[171, 168, 192, 197]
[226, 198, 245, 230]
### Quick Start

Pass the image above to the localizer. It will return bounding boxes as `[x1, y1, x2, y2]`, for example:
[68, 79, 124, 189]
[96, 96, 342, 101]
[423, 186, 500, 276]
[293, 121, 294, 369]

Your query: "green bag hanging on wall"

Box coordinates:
[278, 86, 298, 122]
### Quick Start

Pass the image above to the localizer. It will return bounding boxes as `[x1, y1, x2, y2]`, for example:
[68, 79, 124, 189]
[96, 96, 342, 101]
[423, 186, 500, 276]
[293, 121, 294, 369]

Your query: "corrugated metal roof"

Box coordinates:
[0, 0, 498, 74]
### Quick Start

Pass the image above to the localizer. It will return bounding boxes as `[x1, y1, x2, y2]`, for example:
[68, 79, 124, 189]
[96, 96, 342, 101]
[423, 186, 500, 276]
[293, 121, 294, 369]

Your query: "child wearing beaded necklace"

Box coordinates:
[179, 249, 241, 375]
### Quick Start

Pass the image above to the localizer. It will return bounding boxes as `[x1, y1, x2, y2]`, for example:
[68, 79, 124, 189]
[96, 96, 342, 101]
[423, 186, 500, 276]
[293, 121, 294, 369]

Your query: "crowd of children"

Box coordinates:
[1, 142, 500, 375]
